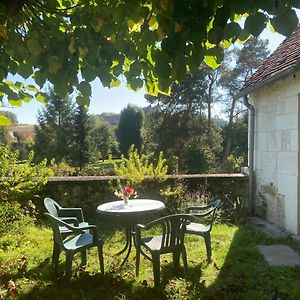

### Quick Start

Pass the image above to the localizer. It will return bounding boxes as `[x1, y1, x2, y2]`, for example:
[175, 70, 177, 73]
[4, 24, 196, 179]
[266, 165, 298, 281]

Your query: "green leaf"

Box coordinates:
[110, 78, 121, 87]
[237, 30, 250, 43]
[204, 47, 224, 69]
[158, 78, 171, 94]
[33, 70, 47, 88]
[223, 22, 242, 41]
[154, 52, 171, 80]
[8, 60, 18, 74]
[208, 27, 224, 44]
[173, 52, 186, 82]
[35, 92, 48, 103]
[245, 13, 267, 37]
[26, 85, 38, 92]
[26, 38, 42, 56]
[18, 63, 33, 79]
[76, 95, 90, 107]
[19, 93, 32, 103]
[47, 56, 61, 74]
[0, 114, 10, 125]
[78, 81, 92, 97]
[9, 99, 22, 106]
[271, 9, 298, 36]
[129, 78, 143, 90]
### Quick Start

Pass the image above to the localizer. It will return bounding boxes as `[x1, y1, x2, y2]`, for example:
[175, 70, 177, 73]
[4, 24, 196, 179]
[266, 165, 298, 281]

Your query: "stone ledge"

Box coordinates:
[48, 173, 247, 182]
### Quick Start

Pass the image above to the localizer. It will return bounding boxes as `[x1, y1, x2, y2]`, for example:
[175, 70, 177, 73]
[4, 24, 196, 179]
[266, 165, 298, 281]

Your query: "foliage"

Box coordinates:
[0, 126, 10, 146]
[219, 38, 270, 161]
[50, 161, 78, 176]
[91, 122, 119, 160]
[0, 146, 53, 230]
[109, 145, 168, 192]
[219, 154, 245, 173]
[34, 88, 75, 163]
[73, 105, 94, 169]
[1, 0, 299, 124]
[0, 111, 18, 124]
[116, 105, 144, 155]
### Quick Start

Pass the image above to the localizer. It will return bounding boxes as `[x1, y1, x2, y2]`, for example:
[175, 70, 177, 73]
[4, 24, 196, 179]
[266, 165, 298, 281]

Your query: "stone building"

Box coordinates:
[239, 27, 300, 235]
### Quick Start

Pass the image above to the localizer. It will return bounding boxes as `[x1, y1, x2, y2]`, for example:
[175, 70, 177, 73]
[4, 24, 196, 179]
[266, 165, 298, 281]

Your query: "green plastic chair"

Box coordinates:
[44, 212, 104, 280]
[135, 214, 195, 288]
[185, 199, 223, 263]
[44, 197, 90, 264]
[44, 197, 89, 229]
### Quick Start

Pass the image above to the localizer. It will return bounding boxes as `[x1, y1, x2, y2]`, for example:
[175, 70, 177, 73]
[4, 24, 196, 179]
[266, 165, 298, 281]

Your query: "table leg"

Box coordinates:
[116, 217, 152, 266]
[116, 219, 134, 267]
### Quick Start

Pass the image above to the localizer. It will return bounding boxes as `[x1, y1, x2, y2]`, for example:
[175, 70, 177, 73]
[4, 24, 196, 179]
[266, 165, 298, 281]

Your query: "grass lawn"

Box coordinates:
[1, 218, 300, 300]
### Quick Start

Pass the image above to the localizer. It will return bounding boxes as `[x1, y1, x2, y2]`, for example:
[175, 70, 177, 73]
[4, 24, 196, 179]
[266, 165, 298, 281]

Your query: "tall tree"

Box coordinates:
[0, 126, 10, 146]
[91, 122, 119, 160]
[0, 0, 298, 125]
[34, 89, 75, 163]
[219, 38, 270, 161]
[116, 105, 143, 155]
[73, 105, 93, 169]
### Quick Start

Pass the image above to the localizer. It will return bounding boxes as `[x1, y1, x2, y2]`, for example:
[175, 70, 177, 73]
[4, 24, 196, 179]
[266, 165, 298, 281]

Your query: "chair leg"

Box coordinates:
[181, 246, 188, 279]
[65, 252, 73, 280]
[97, 244, 104, 274]
[81, 250, 87, 267]
[52, 243, 60, 274]
[203, 233, 212, 263]
[173, 251, 180, 268]
[152, 253, 160, 288]
[136, 245, 141, 277]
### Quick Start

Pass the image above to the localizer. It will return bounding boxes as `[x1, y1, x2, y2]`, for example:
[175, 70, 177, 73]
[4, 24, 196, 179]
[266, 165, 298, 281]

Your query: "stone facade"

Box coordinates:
[249, 72, 300, 234]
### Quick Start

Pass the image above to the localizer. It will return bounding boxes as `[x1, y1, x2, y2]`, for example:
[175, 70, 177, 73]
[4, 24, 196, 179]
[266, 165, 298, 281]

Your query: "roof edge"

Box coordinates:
[237, 63, 300, 99]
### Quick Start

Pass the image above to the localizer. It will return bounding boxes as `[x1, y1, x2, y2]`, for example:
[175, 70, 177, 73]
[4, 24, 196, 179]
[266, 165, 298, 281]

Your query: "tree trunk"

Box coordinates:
[222, 97, 236, 162]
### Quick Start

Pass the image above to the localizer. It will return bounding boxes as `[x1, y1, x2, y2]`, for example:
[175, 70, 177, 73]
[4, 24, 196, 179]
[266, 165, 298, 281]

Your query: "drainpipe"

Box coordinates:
[243, 95, 255, 215]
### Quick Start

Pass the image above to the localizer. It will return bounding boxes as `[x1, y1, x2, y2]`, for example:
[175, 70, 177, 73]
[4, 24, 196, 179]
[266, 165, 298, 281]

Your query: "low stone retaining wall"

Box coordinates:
[43, 174, 248, 214]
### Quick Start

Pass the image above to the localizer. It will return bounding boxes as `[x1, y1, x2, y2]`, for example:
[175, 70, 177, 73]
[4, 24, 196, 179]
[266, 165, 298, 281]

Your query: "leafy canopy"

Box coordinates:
[0, 0, 300, 124]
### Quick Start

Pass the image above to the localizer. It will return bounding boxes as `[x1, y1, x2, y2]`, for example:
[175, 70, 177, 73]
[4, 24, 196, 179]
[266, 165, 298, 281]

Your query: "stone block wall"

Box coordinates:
[250, 71, 300, 234]
[41, 174, 248, 217]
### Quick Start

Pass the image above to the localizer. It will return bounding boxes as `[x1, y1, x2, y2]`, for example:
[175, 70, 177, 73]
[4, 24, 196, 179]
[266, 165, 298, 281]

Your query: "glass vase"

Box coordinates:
[123, 196, 129, 206]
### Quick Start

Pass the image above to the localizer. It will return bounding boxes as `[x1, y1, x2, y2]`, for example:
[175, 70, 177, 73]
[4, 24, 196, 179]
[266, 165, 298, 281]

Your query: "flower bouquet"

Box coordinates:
[114, 186, 137, 206]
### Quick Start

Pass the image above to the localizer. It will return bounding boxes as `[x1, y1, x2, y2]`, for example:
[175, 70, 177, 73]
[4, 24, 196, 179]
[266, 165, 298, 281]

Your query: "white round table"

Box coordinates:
[97, 199, 165, 265]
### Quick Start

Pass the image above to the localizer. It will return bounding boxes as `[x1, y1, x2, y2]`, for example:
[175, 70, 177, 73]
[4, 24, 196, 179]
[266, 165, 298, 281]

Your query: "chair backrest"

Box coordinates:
[203, 199, 223, 232]
[153, 214, 194, 253]
[44, 212, 65, 247]
[44, 197, 61, 217]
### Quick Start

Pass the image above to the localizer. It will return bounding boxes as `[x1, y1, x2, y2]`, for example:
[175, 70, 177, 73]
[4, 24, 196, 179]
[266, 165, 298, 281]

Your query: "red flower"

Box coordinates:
[125, 186, 134, 195]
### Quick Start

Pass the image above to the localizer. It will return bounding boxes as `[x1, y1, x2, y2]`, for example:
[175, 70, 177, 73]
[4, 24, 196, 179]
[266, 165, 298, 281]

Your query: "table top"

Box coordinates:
[96, 199, 165, 215]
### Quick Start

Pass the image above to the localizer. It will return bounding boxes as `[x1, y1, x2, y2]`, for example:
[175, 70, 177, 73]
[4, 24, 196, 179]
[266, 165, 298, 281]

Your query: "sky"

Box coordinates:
[2, 26, 287, 125]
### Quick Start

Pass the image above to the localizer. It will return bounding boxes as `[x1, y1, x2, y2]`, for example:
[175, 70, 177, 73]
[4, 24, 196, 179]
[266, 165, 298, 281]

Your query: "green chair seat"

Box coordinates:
[44, 213, 104, 280]
[135, 214, 195, 288]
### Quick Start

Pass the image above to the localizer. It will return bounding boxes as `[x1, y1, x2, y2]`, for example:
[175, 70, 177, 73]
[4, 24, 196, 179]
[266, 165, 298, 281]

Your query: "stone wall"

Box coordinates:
[42, 174, 248, 216]
[250, 71, 300, 234]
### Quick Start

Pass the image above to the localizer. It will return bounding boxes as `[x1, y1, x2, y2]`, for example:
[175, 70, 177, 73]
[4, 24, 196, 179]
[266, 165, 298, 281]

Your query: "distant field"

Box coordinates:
[7, 124, 35, 136]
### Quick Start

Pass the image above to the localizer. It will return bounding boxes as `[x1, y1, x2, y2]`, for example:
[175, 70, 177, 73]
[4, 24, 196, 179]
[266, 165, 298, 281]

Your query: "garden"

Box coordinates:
[1, 146, 300, 300]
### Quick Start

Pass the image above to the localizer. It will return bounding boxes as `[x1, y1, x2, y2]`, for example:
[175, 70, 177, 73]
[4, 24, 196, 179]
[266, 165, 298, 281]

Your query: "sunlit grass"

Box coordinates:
[1, 220, 300, 299]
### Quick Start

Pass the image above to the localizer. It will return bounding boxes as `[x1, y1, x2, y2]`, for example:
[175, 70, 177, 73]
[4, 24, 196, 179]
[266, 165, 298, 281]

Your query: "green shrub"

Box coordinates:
[109, 145, 168, 197]
[0, 147, 53, 231]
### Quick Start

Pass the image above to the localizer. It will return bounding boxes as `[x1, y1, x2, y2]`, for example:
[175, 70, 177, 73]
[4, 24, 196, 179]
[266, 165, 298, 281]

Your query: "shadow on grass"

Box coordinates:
[189, 225, 300, 300]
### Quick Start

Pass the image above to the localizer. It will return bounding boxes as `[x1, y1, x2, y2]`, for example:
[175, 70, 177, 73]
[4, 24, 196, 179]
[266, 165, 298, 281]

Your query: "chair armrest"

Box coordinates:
[58, 207, 84, 222]
[60, 217, 80, 226]
[57, 218, 96, 234]
[187, 204, 211, 212]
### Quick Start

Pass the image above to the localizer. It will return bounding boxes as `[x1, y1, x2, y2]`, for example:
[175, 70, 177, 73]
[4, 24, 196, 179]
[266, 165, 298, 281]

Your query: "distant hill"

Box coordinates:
[99, 113, 120, 126]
